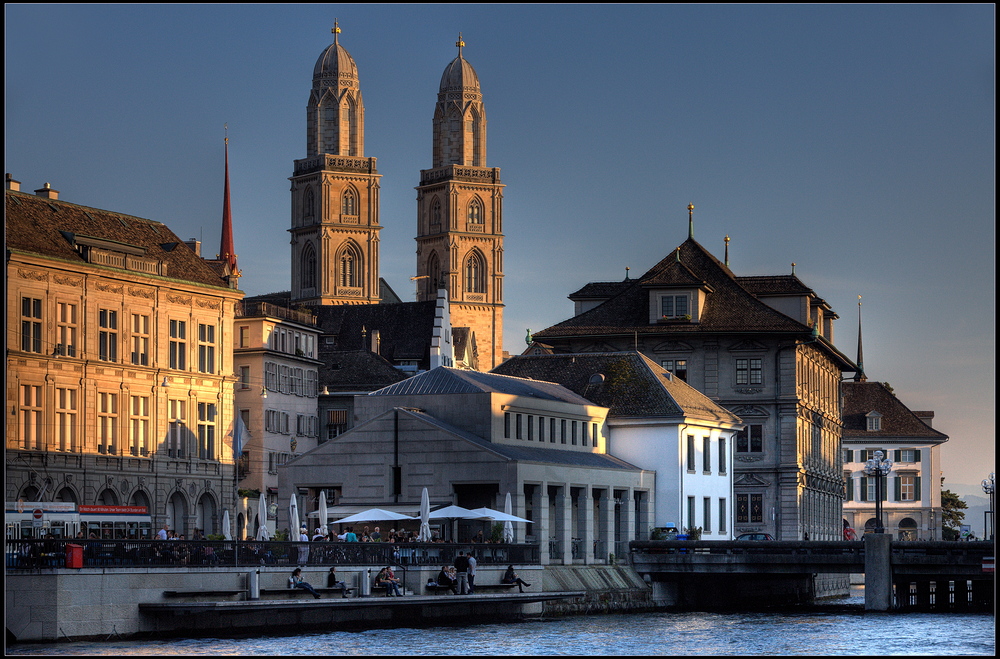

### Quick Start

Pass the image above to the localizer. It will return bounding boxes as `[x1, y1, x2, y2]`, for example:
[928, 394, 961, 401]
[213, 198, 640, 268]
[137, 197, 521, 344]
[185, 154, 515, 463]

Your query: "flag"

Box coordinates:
[232, 412, 247, 460]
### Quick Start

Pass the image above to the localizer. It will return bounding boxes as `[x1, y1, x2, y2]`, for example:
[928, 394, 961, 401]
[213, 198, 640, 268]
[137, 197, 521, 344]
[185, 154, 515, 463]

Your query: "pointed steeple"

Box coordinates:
[219, 127, 239, 278]
[855, 295, 867, 382]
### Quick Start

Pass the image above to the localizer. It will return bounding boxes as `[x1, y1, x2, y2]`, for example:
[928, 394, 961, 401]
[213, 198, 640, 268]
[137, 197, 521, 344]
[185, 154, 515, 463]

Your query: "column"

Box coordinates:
[582, 488, 595, 564]
[538, 483, 550, 565]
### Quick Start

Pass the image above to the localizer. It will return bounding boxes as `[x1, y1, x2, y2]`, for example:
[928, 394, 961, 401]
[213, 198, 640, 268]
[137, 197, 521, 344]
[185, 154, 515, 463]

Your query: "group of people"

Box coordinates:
[426, 551, 532, 594]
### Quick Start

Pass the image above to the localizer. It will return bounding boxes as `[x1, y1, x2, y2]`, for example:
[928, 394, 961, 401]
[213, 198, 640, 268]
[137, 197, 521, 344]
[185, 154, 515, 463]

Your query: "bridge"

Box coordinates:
[629, 536, 994, 612]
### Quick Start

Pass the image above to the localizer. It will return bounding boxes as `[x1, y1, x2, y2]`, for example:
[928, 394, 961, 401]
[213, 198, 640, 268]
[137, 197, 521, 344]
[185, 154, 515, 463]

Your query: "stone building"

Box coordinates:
[5, 177, 243, 536]
[531, 228, 857, 540]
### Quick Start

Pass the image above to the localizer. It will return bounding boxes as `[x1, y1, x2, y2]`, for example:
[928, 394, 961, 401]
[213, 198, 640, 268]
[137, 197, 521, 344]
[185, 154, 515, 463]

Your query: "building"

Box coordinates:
[841, 380, 948, 539]
[232, 301, 322, 537]
[5, 177, 243, 536]
[494, 351, 744, 537]
[530, 225, 857, 540]
[279, 367, 653, 564]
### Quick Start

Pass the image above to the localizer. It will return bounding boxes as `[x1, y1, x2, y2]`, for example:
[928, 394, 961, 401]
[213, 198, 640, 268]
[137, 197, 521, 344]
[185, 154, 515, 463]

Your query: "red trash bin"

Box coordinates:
[65, 543, 83, 568]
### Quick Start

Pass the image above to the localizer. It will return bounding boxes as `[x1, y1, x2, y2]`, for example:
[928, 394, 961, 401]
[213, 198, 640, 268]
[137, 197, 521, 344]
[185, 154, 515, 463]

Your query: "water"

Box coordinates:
[7, 591, 994, 656]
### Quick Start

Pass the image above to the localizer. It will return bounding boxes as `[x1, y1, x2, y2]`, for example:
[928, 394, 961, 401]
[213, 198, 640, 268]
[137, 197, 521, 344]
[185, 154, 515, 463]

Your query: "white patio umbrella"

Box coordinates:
[468, 507, 533, 524]
[318, 490, 329, 535]
[255, 493, 270, 540]
[417, 488, 432, 542]
[333, 508, 416, 525]
[289, 492, 301, 537]
[428, 505, 491, 543]
[504, 492, 515, 543]
[222, 509, 232, 541]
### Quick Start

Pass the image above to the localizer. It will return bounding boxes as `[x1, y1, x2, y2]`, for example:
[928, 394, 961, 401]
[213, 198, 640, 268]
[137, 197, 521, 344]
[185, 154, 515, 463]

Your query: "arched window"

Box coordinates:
[465, 250, 486, 294]
[426, 252, 441, 297]
[301, 243, 317, 290]
[430, 198, 442, 231]
[97, 488, 119, 506]
[468, 198, 484, 225]
[342, 188, 357, 216]
[339, 243, 362, 288]
[303, 187, 315, 221]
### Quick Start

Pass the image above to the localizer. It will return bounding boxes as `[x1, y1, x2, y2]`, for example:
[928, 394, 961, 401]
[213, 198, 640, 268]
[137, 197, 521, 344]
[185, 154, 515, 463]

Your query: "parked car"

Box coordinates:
[735, 532, 775, 541]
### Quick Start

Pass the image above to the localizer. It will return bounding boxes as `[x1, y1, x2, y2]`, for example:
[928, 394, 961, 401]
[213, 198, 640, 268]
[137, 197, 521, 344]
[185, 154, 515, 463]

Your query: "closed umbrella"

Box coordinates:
[418, 488, 432, 542]
[504, 492, 515, 543]
[318, 490, 329, 536]
[222, 509, 232, 541]
[256, 493, 270, 540]
[289, 492, 301, 538]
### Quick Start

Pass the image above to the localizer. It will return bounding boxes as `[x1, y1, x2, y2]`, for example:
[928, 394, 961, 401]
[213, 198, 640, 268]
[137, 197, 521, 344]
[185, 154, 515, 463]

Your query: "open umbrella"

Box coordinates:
[333, 508, 416, 525]
[222, 509, 232, 541]
[504, 492, 515, 543]
[428, 505, 491, 543]
[469, 507, 533, 524]
[318, 490, 329, 536]
[418, 488, 432, 542]
[256, 493, 270, 540]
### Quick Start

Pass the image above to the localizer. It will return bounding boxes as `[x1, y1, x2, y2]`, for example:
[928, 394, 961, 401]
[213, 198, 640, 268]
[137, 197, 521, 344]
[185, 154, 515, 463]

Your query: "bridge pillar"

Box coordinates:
[863, 533, 892, 611]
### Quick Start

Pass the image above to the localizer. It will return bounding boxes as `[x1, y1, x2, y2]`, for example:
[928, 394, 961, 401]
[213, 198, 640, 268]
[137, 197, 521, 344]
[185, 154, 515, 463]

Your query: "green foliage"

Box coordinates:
[271, 529, 288, 542]
[684, 526, 703, 540]
[490, 522, 504, 543]
[940, 487, 968, 540]
[206, 533, 225, 541]
[238, 488, 260, 499]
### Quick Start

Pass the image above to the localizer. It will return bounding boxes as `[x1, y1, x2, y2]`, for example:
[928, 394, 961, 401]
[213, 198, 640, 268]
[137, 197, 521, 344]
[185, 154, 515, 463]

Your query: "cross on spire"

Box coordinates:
[332, 19, 341, 45]
[456, 32, 465, 57]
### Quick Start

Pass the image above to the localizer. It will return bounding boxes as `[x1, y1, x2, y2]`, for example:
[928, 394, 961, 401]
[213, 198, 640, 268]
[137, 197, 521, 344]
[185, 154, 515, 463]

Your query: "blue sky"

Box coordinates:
[5, 4, 994, 494]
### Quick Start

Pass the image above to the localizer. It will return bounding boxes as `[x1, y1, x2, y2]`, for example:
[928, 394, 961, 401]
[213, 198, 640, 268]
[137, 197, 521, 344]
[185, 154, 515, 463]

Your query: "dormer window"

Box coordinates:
[866, 411, 882, 432]
[660, 294, 690, 319]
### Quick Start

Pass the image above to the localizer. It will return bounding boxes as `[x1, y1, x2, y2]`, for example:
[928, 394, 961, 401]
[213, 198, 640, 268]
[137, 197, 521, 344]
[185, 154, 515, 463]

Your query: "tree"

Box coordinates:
[940, 478, 968, 541]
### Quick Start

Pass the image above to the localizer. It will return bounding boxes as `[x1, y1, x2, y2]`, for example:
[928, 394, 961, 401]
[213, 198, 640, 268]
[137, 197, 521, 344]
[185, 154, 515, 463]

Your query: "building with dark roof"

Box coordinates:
[494, 352, 744, 535]
[6, 179, 243, 537]
[841, 380, 948, 540]
[531, 232, 857, 541]
[279, 367, 653, 564]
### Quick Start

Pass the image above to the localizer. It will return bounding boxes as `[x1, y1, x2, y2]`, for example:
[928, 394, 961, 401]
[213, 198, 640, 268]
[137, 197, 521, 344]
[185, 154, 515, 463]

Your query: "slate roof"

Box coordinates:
[841, 381, 949, 442]
[370, 366, 596, 406]
[5, 189, 232, 289]
[493, 351, 742, 424]
[534, 238, 815, 340]
[319, 350, 408, 392]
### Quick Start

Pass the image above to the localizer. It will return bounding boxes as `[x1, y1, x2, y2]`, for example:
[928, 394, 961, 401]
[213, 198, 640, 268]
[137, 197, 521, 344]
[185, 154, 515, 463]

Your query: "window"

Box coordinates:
[430, 199, 442, 230]
[130, 313, 150, 366]
[736, 493, 764, 524]
[702, 436, 711, 473]
[279, 365, 290, 394]
[550, 418, 556, 444]
[169, 320, 187, 370]
[661, 359, 688, 381]
[843, 449, 854, 463]
[866, 412, 882, 432]
[56, 302, 78, 357]
[538, 416, 546, 442]
[303, 187, 315, 220]
[98, 392, 118, 455]
[99, 309, 118, 362]
[326, 409, 348, 440]
[339, 244, 361, 287]
[660, 294, 689, 319]
[292, 368, 304, 396]
[504, 412, 510, 438]
[167, 400, 187, 458]
[718, 498, 727, 534]
[464, 251, 486, 294]
[736, 424, 764, 453]
[843, 472, 853, 501]
[306, 370, 318, 397]
[718, 437, 727, 475]
[239, 365, 251, 390]
[239, 326, 250, 348]
[581, 422, 588, 446]
[571, 420, 577, 445]
[467, 198, 483, 224]
[198, 402, 216, 460]
[55, 388, 78, 452]
[560, 419, 567, 444]
[342, 188, 357, 216]
[592, 423, 599, 447]
[896, 449, 920, 463]
[527, 415, 534, 441]
[703, 498, 712, 533]
[896, 475, 920, 502]
[687, 496, 696, 529]
[687, 435, 696, 471]
[197, 323, 216, 373]
[516, 414, 523, 440]
[129, 395, 150, 456]
[20, 385, 42, 450]
[301, 243, 317, 289]
[265, 362, 278, 391]
[860, 476, 888, 502]
[21, 297, 43, 353]
[736, 358, 762, 385]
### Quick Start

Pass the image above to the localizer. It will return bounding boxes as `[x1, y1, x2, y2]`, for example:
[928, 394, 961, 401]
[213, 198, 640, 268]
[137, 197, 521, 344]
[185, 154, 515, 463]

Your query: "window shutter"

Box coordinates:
[859, 477, 868, 502]
[893, 477, 901, 501]
[881, 476, 888, 501]
[914, 476, 921, 501]
[894, 450, 901, 462]
[914, 449, 921, 462]
[845, 449, 852, 463]
[844, 477, 853, 502]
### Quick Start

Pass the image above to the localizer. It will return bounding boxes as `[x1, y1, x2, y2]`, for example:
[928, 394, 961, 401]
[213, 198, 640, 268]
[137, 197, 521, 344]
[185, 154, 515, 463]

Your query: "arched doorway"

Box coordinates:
[196, 493, 217, 536]
[863, 517, 880, 534]
[897, 517, 918, 541]
[167, 492, 188, 536]
[55, 486, 77, 503]
[97, 488, 119, 505]
[130, 490, 150, 510]
[237, 512, 246, 540]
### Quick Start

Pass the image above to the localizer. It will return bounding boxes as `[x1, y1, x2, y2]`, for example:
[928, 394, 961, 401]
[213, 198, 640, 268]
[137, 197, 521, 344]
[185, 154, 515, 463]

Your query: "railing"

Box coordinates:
[5, 539, 540, 570]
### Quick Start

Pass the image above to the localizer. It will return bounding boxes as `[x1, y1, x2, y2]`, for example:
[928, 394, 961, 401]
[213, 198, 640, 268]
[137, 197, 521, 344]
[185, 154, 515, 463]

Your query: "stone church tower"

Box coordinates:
[415, 36, 505, 368]
[290, 25, 381, 305]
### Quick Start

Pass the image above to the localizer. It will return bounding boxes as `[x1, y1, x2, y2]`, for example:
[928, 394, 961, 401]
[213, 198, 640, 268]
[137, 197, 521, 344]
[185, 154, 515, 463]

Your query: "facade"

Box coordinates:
[531, 231, 857, 540]
[232, 301, 322, 537]
[841, 381, 948, 540]
[280, 367, 654, 563]
[5, 180, 243, 536]
[494, 351, 743, 537]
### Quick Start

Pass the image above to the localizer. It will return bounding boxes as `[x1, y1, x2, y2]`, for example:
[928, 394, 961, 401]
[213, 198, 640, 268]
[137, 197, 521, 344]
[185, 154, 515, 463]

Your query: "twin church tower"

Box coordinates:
[288, 27, 504, 368]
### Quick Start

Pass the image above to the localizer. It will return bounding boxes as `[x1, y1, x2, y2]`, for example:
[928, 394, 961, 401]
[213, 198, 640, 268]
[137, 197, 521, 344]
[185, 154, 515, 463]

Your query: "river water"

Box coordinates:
[7, 589, 994, 655]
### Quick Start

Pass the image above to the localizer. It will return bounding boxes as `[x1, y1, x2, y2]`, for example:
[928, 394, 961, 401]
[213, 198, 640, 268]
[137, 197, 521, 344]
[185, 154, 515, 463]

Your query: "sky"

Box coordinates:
[5, 4, 994, 496]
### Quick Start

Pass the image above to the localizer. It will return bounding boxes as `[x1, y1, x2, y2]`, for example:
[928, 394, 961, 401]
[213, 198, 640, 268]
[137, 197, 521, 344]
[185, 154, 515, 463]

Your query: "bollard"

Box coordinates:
[359, 568, 371, 597]
[247, 569, 260, 600]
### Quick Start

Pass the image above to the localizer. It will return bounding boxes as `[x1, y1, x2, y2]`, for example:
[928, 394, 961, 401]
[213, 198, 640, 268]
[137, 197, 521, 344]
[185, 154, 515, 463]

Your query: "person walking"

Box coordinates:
[467, 551, 477, 593]
[453, 550, 471, 595]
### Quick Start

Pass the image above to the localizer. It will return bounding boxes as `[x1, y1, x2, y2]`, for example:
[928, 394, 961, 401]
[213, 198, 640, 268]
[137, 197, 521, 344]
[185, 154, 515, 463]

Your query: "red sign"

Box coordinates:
[32, 509, 43, 520]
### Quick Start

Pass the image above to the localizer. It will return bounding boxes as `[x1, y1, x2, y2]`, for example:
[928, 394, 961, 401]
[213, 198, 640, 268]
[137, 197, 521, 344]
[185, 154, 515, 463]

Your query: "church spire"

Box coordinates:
[855, 294, 867, 382]
[218, 126, 239, 278]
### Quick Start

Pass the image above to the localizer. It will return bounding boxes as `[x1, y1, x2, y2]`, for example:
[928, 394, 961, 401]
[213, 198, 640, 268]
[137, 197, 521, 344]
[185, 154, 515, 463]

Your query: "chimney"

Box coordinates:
[6, 174, 21, 192]
[185, 239, 201, 256]
[913, 411, 934, 428]
[34, 182, 59, 200]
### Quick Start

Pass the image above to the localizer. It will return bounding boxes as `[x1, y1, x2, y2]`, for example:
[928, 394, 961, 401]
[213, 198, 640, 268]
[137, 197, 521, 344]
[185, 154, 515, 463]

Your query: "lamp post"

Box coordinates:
[864, 450, 893, 534]
[982, 472, 995, 542]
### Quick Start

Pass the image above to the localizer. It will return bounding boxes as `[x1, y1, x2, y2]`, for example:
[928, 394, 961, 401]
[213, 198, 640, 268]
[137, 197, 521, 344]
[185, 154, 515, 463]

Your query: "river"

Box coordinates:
[6, 589, 995, 655]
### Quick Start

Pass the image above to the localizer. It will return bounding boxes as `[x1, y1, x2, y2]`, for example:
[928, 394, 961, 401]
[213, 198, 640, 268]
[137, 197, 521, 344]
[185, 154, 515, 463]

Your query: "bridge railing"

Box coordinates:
[4, 539, 541, 571]
[630, 539, 866, 557]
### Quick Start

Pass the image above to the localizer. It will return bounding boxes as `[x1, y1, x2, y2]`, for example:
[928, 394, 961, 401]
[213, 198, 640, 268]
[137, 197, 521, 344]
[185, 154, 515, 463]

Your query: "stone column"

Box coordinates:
[863, 533, 893, 611]
[582, 488, 595, 564]
[558, 485, 573, 564]
[538, 483, 550, 565]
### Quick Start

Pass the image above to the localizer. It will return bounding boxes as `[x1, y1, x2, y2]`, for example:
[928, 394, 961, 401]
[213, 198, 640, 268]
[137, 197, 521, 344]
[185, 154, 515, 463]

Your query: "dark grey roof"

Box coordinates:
[370, 366, 595, 406]
[319, 350, 408, 392]
[493, 351, 741, 424]
[841, 381, 948, 442]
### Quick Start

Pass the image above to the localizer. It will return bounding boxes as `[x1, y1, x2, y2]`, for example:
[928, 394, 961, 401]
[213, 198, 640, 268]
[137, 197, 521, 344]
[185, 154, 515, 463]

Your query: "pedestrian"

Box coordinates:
[453, 550, 471, 595]
[156, 523, 169, 541]
[467, 551, 477, 593]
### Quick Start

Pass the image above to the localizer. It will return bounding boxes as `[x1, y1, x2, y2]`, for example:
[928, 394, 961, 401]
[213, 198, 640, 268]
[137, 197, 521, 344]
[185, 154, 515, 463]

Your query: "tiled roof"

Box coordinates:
[493, 351, 742, 424]
[533, 238, 811, 339]
[737, 275, 814, 295]
[6, 189, 232, 288]
[319, 350, 408, 392]
[569, 281, 632, 299]
[841, 381, 948, 441]
[370, 366, 595, 406]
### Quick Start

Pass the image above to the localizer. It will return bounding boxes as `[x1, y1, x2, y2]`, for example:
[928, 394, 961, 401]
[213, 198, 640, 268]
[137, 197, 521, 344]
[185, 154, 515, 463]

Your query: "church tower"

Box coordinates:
[415, 35, 505, 368]
[290, 23, 381, 305]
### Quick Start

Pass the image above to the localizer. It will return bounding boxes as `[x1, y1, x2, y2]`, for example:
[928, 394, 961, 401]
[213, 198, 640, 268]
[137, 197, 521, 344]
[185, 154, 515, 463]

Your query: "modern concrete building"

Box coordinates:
[494, 351, 744, 538]
[841, 380, 948, 540]
[531, 227, 857, 541]
[5, 177, 243, 536]
[279, 367, 654, 563]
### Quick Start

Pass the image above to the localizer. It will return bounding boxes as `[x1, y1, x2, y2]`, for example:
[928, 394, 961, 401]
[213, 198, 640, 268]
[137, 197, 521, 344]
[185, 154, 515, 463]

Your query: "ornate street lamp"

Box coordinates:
[864, 450, 893, 534]
[982, 472, 995, 542]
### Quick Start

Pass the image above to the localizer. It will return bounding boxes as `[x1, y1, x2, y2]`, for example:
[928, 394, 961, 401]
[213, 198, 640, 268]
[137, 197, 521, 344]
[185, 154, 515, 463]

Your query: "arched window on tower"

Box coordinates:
[303, 187, 315, 222]
[301, 243, 317, 290]
[426, 252, 441, 298]
[342, 188, 357, 217]
[430, 198, 442, 232]
[467, 198, 484, 226]
[339, 243, 362, 288]
[465, 250, 486, 294]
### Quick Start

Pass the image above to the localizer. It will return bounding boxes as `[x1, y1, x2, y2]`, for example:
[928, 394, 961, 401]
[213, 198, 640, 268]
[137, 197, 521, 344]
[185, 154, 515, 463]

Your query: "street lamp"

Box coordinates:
[982, 472, 995, 542]
[864, 450, 893, 534]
